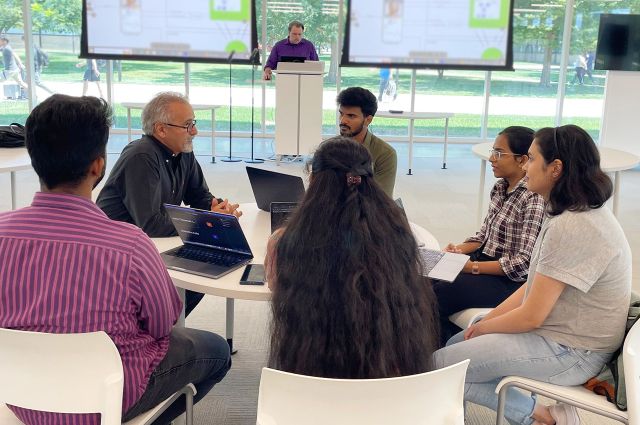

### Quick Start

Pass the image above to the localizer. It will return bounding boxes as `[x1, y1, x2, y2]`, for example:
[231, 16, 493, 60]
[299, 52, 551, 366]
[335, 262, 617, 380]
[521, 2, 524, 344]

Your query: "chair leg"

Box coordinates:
[496, 385, 508, 425]
[185, 387, 194, 425]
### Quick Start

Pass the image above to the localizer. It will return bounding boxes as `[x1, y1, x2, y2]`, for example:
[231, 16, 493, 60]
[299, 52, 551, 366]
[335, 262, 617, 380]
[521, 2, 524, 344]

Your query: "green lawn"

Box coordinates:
[35, 51, 606, 98]
[2, 50, 603, 141]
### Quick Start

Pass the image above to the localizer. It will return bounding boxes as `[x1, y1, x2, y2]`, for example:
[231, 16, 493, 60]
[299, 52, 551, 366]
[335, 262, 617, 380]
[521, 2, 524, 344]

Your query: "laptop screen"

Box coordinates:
[280, 55, 305, 63]
[165, 205, 252, 256]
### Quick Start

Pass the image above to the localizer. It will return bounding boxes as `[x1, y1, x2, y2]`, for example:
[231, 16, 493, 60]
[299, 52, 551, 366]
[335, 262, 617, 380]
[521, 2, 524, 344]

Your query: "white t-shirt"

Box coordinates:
[525, 207, 631, 352]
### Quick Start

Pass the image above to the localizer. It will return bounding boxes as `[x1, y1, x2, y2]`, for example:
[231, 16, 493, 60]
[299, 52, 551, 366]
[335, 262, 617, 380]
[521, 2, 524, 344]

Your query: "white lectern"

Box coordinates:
[274, 61, 325, 157]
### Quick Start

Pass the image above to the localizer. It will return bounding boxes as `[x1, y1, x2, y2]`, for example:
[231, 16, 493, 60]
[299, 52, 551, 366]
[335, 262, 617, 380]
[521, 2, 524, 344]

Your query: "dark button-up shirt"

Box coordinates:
[465, 178, 545, 282]
[97, 134, 215, 237]
[265, 38, 319, 70]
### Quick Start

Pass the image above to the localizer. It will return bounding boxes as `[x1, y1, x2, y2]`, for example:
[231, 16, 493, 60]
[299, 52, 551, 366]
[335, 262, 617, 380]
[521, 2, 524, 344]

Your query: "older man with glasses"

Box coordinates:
[97, 91, 241, 317]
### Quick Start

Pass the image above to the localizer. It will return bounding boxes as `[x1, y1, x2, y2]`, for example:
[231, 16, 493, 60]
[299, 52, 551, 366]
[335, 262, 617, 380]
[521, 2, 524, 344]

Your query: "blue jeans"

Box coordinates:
[433, 331, 612, 425]
[122, 327, 231, 424]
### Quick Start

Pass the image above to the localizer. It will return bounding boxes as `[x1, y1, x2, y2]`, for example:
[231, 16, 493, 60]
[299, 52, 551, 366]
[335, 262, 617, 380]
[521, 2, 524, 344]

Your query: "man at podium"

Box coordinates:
[263, 20, 319, 80]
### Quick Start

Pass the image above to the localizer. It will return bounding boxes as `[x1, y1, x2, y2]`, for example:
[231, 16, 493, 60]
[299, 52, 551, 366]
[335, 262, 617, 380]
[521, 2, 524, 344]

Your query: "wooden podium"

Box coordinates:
[274, 61, 324, 157]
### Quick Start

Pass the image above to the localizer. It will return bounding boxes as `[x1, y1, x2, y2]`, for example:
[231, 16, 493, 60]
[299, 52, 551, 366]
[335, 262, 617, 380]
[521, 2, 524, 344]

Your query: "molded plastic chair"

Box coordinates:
[448, 308, 491, 329]
[495, 320, 640, 425]
[256, 359, 470, 425]
[0, 328, 195, 425]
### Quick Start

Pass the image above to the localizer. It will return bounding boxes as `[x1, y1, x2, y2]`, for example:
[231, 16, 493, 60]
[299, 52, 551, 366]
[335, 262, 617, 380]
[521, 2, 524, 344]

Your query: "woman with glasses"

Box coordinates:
[434, 124, 631, 425]
[435, 126, 545, 345]
[265, 136, 439, 378]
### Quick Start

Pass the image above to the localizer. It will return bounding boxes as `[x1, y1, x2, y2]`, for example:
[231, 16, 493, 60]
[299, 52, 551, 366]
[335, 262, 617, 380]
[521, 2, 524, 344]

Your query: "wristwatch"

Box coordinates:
[471, 261, 480, 275]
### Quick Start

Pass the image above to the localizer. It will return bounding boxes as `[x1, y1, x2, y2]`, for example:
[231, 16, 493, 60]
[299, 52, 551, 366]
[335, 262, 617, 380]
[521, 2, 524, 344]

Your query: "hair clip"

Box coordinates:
[347, 175, 362, 186]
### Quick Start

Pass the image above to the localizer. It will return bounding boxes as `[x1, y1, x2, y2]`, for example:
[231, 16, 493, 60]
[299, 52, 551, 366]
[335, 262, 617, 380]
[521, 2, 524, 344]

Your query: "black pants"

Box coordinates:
[433, 273, 522, 347]
[122, 327, 231, 424]
[185, 290, 205, 317]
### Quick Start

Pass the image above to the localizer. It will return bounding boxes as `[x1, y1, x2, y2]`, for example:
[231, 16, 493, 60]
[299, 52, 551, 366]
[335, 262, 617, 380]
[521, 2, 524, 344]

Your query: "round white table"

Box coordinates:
[0, 148, 32, 210]
[472, 142, 640, 226]
[153, 203, 439, 352]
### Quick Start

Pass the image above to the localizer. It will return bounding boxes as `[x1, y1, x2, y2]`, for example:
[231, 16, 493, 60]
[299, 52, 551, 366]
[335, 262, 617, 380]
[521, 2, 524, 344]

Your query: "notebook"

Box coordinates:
[160, 204, 253, 279]
[419, 248, 469, 282]
[246, 166, 305, 212]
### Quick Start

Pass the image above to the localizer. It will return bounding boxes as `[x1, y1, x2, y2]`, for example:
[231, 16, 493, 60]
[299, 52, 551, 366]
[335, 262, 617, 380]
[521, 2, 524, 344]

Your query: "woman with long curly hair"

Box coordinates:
[265, 136, 439, 379]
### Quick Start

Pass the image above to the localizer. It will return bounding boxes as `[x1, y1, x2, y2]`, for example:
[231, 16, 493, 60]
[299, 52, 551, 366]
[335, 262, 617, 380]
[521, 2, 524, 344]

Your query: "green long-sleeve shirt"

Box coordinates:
[362, 131, 397, 198]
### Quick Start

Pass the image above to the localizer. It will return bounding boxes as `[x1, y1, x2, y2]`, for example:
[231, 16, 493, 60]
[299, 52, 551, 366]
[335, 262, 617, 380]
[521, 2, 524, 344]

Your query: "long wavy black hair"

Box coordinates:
[268, 136, 439, 379]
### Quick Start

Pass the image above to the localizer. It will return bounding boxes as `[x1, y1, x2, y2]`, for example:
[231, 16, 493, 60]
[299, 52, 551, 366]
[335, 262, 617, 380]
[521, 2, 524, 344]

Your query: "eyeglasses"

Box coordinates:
[489, 149, 521, 160]
[164, 120, 197, 132]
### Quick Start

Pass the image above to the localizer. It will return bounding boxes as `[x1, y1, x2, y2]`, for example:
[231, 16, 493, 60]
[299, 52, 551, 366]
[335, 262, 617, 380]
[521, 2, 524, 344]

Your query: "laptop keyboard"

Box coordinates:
[419, 248, 445, 275]
[174, 246, 245, 267]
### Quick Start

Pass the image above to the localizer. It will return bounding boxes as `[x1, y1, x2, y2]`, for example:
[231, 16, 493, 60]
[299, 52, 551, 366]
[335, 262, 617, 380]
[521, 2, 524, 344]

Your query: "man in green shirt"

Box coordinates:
[336, 87, 397, 197]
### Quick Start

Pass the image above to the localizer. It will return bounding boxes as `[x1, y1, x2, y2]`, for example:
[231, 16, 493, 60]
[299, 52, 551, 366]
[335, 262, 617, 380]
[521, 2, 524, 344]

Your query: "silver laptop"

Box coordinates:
[161, 204, 253, 279]
[419, 248, 469, 282]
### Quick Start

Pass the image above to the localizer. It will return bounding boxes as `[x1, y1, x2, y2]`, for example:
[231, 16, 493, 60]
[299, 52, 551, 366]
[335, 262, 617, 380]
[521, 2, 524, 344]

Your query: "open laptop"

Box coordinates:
[161, 204, 253, 279]
[246, 166, 305, 212]
[270, 201, 299, 233]
[280, 55, 306, 63]
[419, 248, 469, 282]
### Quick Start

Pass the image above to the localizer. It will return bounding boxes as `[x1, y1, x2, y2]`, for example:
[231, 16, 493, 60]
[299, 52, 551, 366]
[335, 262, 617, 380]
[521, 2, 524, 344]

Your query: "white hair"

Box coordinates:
[141, 91, 189, 135]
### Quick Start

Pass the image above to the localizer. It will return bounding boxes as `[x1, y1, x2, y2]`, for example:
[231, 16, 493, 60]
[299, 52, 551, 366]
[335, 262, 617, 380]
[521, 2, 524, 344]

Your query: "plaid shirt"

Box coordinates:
[465, 178, 545, 282]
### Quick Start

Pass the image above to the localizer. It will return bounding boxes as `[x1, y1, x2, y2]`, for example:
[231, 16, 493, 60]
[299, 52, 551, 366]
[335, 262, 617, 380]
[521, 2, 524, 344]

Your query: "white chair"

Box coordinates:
[256, 359, 470, 425]
[495, 320, 640, 425]
[0, 328, 196, 425]
[448, 308, 491, 329]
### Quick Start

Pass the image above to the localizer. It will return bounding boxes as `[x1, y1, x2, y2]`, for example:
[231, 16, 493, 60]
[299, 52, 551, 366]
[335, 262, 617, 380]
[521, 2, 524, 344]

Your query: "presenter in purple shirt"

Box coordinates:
[263, 20, 319, 80]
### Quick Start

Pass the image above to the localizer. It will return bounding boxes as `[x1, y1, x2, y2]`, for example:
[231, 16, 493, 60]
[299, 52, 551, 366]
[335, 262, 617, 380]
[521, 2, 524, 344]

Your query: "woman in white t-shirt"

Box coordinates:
[433, 124, 632, 425]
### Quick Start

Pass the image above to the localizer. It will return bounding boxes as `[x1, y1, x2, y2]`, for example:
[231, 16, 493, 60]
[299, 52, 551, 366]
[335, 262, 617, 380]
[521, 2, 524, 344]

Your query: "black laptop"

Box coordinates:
[246, 166, 306, 212]
[161, 204, 253, 279]
[270, 201, 299, 233]
[280, 55, 306, 63]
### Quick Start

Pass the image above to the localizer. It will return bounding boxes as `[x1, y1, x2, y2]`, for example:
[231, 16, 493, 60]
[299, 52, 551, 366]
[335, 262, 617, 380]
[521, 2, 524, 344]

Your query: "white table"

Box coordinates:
[153, 203, 439, 352]
[0, 148, 32, 210]
[376, 111, 455, 173]
[472, 142, 640, 226]
[121, 102, 222, 163]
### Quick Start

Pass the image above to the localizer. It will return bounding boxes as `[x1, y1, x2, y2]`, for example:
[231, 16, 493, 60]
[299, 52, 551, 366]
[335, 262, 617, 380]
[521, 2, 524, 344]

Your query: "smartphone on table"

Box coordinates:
[240, 264, 266, 285]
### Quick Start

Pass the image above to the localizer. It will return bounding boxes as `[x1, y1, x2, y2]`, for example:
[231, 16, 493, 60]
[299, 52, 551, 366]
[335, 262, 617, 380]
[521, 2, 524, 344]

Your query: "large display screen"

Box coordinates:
[81, 0, 258, 64]
[341, 0, 514, 70]
[596, 14, 640, 71]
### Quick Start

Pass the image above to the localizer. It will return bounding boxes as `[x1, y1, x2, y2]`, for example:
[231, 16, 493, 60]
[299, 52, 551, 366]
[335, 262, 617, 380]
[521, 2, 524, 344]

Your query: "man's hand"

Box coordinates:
[211, 198, 242, 219]
[263, 67, 272, 80]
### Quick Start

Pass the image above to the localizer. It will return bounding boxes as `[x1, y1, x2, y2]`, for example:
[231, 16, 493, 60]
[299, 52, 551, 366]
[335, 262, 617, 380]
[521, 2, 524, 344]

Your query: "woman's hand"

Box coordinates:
[444, 243, 462, 253]
[464, 321, 486, 340]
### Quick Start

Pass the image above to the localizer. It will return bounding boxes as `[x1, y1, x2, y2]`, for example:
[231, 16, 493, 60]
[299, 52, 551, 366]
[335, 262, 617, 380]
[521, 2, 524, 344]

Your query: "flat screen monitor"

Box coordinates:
[341, 0, 514, 70]
[595, 14, 640, 71]
[80, 0, 258, 64]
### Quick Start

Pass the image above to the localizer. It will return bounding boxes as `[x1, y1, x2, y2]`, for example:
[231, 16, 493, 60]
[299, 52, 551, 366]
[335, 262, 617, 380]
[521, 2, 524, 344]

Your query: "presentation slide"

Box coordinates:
[82, 0, 256, 63]
[343, 0, 513, 69]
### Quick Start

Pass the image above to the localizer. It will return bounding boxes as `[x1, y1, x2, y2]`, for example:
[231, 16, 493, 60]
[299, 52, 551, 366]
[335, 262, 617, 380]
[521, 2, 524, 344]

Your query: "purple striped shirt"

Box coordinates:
[0, 192, 182, 424]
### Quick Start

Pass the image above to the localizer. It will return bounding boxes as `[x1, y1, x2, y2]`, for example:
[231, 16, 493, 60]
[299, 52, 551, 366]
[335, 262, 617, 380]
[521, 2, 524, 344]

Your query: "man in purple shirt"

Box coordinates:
[0, 94, 231, 425]
[263, 20, 319, 80]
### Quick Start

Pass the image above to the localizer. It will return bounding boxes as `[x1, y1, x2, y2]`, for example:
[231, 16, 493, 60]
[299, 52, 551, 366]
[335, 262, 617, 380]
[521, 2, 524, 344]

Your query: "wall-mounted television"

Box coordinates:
[80, 0, 258, 64]
[595, 14, 640, 71]
[341, 0, 514, 70]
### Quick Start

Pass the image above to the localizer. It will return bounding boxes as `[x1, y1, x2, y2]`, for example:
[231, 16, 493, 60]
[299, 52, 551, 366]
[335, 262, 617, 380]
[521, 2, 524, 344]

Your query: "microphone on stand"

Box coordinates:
[249, 48, 260, 65]
[246, 47, 264, 164]
[222, 49, 241, 162]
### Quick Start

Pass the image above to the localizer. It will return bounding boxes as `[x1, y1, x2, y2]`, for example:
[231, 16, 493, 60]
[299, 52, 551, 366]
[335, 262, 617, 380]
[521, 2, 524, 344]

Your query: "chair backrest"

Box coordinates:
[0, 328, 124, 425]
[257, 359, 470, 425]
[624, 320, 640, 425]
